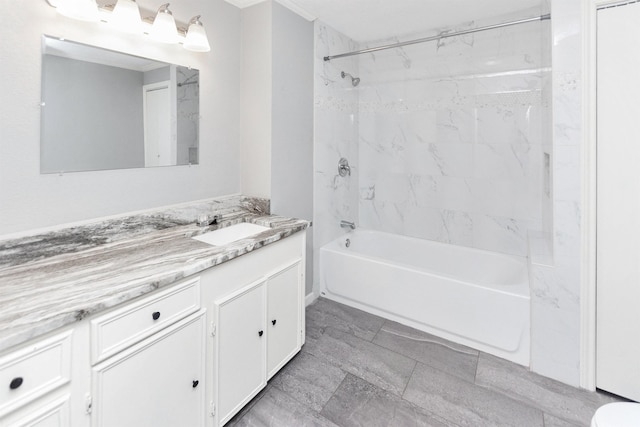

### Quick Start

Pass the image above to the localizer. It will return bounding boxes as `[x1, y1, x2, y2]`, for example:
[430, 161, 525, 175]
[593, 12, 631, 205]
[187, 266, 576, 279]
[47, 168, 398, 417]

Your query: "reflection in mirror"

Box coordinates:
[40, 36, 199, 173]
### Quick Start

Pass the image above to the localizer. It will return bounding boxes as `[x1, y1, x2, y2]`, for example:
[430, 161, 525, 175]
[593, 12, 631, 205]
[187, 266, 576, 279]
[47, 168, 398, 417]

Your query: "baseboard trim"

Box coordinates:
[305, 292, 318, 307]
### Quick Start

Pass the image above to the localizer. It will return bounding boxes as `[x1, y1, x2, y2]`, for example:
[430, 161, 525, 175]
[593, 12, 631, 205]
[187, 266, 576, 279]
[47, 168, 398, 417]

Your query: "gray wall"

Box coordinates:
[270, 2, 314, 296]
[240, 1, 272, 199]
[41, 55, 145, 172]
[239, 1, 314, 296]
[143, 66, 170, 85]
[0, 0, 241, 235]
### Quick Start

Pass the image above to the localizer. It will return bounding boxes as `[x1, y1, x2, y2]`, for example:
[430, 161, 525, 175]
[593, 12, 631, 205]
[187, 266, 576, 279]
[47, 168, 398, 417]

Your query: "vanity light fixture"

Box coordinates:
[110, 0, 142, 34]
[183, 16, 211, 52]
[149, 3, 178, 44]
[55, 0, 99, 22]
[45, 0, 211, 53]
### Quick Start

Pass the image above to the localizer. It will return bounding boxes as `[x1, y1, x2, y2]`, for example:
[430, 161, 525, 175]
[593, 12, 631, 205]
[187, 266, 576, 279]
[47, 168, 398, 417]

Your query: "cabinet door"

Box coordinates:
[92, 311, 205, 427]
[267, 262, 302, 378]
[215, 280, 266, 425]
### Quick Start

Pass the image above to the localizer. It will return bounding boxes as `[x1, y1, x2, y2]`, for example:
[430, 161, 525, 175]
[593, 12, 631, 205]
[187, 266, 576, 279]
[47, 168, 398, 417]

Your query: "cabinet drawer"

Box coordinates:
[91, 277, 200, 364]
[6, 395, 70, 427]
[0, 332, 72, 417]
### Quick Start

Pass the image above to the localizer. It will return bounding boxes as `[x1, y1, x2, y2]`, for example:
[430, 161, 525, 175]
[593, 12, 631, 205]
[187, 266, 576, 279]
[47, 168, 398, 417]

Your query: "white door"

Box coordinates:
[214, 280, 266, 426]
[266, 262, 302, 379]
[143, 81, 173, 167]
[596, 1, 640, 402]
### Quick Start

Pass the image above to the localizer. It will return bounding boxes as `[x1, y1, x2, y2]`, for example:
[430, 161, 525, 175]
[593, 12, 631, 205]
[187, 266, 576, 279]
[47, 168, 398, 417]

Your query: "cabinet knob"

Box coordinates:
[9, 377, 23, 390]
[272, 319, 277, 326]
[192, 380, 199, 388]
[258, 330, 264, 337]
[152, 311, 161, 321]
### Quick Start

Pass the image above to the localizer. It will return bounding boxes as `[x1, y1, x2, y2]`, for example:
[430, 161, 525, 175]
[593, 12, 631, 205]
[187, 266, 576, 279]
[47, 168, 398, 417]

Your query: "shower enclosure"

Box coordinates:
[313, 6, 551, 366]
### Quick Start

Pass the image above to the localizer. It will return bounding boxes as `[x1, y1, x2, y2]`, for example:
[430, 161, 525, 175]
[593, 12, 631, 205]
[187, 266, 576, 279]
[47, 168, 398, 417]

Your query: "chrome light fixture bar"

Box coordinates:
[55, 0, 99, 21]
[45, 0, 211, 53]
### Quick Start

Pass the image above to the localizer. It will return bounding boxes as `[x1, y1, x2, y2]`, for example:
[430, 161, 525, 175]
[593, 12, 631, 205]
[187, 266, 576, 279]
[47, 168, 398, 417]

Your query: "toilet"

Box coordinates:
[591, 402, 640, 426]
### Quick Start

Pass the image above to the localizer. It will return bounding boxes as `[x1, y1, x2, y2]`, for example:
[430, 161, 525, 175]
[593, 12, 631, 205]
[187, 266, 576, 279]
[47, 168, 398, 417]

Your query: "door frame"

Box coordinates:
[142, 80, 174, 167]
[581, 0, 632, 391]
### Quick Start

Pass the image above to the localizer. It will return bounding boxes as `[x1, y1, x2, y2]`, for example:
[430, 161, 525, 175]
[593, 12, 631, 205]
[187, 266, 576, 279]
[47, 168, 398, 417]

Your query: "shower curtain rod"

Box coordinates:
[323, 13, 551, 61]
[178, 81, 199, 87]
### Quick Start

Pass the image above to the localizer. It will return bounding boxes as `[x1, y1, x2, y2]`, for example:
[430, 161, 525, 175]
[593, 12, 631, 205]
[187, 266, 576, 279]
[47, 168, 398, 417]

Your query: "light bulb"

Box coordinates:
[184, 16, 211, 52]
[110, 0, 142, 34]
[150, 3, 178, 44]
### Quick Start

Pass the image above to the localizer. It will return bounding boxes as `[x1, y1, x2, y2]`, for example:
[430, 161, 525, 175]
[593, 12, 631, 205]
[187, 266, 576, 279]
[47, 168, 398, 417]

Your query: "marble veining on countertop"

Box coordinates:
[0, 195, 308, 353]
[0, 195, 270, 269]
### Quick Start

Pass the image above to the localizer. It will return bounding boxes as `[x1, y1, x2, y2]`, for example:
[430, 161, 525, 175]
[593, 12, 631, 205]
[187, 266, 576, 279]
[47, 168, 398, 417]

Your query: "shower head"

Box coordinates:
[341, 71, 360, 87]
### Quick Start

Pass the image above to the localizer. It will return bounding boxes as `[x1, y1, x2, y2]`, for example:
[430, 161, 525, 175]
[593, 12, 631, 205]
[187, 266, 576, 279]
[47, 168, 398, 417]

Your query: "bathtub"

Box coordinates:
[319, 229, 530, 366]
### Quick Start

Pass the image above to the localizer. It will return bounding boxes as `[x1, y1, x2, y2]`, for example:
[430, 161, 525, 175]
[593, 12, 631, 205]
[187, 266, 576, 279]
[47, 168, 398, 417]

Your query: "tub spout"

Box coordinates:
[340, 220, 356, 230]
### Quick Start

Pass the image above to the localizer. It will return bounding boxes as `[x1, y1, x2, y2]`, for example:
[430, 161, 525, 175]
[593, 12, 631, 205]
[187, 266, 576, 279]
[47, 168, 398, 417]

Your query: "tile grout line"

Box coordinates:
[246, 300, 609, 427]
[473, 352, 480, 384]
[338, 372, 464, 427]
[401, 358, 418, 397]
[370, 329, 482, 388]
[227, 384, 271, 426]
[319, 371, 351, 419]
[397, 362, 465, 427]
[311, 300, 606, 426]
[308, 321, 423, 404]
[271, 358, 349, 420]
[371, 317, 386, 342]
[473, 353, 584, 426]
[471, 357, 549, 426]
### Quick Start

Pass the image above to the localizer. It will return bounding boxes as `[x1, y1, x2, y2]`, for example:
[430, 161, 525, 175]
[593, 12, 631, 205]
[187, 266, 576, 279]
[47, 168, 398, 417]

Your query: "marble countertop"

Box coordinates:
[0, 196, 309, 353]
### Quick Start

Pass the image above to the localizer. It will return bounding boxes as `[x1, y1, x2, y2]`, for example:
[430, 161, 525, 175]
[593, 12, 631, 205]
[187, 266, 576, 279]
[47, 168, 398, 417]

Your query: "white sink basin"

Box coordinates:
[192, 223, 271, 246]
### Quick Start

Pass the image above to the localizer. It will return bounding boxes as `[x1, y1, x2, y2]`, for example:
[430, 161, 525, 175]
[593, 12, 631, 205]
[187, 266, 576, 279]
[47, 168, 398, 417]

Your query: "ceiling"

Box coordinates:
[227, 0, 544, 43]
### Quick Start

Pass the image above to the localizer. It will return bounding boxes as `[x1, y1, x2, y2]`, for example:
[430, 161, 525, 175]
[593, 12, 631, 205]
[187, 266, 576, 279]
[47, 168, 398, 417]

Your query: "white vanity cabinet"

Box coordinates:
[89, 278, 205, 427]
[0, 227, 306, 427]
[205, 233, 306, 426]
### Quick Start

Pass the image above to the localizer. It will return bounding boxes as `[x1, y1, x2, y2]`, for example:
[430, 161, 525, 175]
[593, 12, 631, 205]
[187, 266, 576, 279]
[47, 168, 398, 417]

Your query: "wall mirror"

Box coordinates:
[40, 36, 200, 174]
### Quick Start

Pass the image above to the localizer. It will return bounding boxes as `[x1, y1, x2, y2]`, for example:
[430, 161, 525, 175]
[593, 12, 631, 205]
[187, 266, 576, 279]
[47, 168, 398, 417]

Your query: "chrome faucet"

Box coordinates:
[338, 158, 351, 177]
[340, 220, 356, 230]
[197, 214, 220, 227]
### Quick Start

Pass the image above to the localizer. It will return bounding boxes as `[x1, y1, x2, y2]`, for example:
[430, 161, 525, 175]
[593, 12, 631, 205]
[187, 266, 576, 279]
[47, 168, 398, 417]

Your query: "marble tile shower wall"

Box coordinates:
[177, 67, 199, 165]
[313, 22, 360, 290]
[357, 21, 550, 257]
[529, 0, 585, 386]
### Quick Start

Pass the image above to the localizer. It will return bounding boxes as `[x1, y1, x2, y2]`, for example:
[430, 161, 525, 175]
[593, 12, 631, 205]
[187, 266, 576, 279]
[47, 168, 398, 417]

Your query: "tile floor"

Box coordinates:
[228, 298, 621, 427]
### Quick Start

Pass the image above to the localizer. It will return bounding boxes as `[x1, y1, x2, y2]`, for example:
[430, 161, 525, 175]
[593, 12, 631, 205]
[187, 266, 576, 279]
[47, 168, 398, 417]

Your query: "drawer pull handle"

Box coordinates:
[258, 330, 264, 337]
[9, 377, 23, 390]
[152, 312, 161, 321]
[272, 319, 277, 326]
[192, 380, 199, 388]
